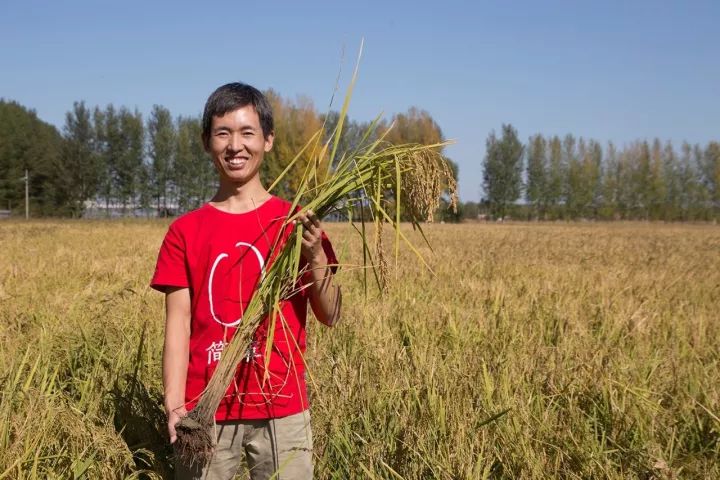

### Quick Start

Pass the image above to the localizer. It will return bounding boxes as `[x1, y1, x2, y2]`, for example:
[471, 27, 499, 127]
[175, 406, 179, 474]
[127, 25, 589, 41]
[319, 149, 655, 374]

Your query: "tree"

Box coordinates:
[55, 101, 99, 216]
[147, 105, 176, 215]
[662, 141, 680, 220]
[647, 138, 667, 219]
[600, 141, 619, 219]
[526, 134, 547, 218]
[562, 134, 580, 218]
[384, 107, 458, 220]
[0, 100, 65, 215]
[113, 108, 144, 213]
[321, 111, 382, 166]
[482, 124, 523, 219]
[701, 141, 720, 215]
[545, 135, 564, 219]
[175, 116, 216, 212]
[383, 107, 444, 147]
[582, 139, 602, 218]
[262, 90, 323, 199]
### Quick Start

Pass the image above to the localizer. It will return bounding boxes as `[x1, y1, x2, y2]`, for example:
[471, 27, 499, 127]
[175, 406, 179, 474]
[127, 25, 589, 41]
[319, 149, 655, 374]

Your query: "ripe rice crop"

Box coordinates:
[0, 220, 718, 479]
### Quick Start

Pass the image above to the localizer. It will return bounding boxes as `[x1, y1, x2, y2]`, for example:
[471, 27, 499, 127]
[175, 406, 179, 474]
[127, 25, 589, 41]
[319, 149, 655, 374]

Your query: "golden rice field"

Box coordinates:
[1, 220, 719, 479]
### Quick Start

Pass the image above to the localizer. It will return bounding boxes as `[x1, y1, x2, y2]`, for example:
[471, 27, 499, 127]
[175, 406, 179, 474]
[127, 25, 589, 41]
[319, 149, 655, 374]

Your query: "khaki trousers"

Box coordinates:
[175, 410, 313, 480]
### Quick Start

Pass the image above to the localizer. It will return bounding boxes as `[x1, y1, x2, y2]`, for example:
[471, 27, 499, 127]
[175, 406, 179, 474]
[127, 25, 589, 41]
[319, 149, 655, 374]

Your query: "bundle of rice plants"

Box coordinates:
[173, 44, 457, 465]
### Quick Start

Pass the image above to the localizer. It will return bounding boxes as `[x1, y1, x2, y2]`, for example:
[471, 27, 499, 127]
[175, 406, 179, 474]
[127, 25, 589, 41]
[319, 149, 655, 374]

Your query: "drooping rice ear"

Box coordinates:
[399, 148, 458, 222]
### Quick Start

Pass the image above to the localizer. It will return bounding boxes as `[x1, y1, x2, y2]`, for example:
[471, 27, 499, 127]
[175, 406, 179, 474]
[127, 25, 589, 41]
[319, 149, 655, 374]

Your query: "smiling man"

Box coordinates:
[150, 83, 341, 480]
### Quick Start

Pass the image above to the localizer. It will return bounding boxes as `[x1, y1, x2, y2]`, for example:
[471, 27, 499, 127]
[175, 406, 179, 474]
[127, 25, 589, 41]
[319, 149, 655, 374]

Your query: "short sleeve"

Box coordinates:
[150, 223, 189, 292]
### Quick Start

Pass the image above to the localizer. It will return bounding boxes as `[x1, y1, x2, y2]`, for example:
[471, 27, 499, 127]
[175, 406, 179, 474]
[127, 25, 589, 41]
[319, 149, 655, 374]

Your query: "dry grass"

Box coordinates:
[0, 220, 718, 479]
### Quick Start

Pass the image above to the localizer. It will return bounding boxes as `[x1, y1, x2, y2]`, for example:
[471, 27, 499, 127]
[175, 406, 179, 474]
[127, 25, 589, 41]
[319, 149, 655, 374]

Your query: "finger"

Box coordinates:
[295, 213, 308, 227]
[294, 213, 307, 227]
[307, 211, 321, 229]
[301, 217, 315, 232]
[302, 229, 317, 242]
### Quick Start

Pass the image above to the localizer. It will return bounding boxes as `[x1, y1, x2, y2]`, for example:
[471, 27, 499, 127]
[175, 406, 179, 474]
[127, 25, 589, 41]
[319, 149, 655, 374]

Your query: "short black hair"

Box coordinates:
[201, 82, 274, 145]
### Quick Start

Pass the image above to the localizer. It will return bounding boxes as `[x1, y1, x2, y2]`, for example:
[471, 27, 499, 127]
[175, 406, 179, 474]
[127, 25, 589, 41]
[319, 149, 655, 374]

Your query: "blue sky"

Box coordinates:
[2, 0, 718, 201]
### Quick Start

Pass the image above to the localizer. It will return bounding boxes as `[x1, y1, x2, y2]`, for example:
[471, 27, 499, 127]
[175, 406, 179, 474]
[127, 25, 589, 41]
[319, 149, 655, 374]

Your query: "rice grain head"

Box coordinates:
[400, 149, 458, 222]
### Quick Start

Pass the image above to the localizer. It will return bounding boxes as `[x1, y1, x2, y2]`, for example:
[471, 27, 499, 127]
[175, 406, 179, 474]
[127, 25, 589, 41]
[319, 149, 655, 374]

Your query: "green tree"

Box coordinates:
[647, 139, 667, 219]
[175, 116, 216, 212]
[544, 135, 564, 219]
[95, 105, 121, 214]
[562, 134, 580, 218]
[0, 100, 64, 215]
[692, 144, 712, 219]
[322, 111, 382, 164]
[585, 140, 603, 218]
[526, 134, 547, 218]
[661, 141, 679, 220]
[482, 124, 523, 219]
[564, 137, 602, 219]
[117, 108, 144, 213]
[54, 102, 100, 216]
[701, 141, 720, 216]
[147, 105, 176, 215]
[599, 142, 619, 219]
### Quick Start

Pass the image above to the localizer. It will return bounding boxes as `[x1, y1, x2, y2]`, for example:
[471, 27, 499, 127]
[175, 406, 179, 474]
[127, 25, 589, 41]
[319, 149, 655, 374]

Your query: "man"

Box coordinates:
[150, 82, 341, 479]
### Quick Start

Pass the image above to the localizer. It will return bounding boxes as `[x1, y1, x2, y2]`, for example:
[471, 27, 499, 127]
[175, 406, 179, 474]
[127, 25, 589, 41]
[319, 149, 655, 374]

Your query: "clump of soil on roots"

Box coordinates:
[174, 413, 215, 466]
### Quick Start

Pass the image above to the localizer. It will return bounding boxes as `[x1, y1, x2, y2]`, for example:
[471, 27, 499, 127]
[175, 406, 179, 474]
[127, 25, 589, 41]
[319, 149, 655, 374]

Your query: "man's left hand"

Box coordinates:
[297, 209, 327, 266]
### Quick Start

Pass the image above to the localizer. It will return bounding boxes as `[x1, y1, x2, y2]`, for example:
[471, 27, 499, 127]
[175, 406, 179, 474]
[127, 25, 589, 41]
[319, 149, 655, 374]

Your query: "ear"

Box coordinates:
[264, 131, 274, 152]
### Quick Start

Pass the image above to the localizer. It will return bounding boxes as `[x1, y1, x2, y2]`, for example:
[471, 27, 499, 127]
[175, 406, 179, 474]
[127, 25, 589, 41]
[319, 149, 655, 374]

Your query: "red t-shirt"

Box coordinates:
[150, 196, 337, 421]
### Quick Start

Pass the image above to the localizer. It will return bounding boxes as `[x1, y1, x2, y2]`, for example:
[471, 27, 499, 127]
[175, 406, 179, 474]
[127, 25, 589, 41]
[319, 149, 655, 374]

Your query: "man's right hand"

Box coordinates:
[167, 406, 188, 444]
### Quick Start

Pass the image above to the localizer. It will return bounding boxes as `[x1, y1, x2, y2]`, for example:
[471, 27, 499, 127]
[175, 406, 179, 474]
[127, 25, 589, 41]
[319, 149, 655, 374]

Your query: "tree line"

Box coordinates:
[478, 124, 720, 221]
[0, 97, 453, 218]
[2, 98, 718, 221]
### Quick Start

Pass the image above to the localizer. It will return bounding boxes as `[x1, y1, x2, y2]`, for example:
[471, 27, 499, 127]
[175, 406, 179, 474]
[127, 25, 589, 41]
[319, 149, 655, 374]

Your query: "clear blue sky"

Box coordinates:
[2, 0, 718, 201]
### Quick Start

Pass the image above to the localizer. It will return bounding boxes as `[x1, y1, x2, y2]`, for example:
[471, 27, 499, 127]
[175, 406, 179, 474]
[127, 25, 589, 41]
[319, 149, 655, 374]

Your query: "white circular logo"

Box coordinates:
[208, 242, 266, 327]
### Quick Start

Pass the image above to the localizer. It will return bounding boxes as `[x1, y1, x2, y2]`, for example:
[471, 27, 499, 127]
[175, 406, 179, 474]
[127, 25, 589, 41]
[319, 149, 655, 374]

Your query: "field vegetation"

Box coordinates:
[0, 220, 718, 479]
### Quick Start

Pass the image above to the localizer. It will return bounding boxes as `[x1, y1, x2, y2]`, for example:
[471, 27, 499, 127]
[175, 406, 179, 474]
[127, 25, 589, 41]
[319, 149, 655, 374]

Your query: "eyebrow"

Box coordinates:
[212, 125, 259, 133]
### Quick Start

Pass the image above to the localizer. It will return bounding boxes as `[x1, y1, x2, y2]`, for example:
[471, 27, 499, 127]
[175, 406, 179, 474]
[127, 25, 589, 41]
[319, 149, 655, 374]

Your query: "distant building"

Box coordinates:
[82, 199, 181, 218]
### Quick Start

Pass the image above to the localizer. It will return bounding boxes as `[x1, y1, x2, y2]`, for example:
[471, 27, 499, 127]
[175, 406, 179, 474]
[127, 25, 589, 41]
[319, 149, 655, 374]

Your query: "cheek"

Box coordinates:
[210, 138, 227, 153]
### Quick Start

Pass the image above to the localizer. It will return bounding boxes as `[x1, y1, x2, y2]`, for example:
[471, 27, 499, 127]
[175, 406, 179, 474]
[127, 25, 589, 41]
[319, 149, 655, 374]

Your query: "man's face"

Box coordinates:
[205, 105, 274, 185]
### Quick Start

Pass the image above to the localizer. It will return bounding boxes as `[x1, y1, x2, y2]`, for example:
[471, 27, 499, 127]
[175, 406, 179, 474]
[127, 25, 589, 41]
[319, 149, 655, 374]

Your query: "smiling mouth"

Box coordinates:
[226, 157, 249, 169]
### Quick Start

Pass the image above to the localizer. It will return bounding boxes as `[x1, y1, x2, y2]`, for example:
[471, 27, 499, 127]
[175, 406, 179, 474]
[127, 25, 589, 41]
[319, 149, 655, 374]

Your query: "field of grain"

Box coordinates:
[1, 220, 718, 479]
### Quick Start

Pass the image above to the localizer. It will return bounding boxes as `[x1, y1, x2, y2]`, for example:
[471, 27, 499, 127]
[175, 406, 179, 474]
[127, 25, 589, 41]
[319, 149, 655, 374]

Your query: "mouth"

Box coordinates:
[225, 156, 249, 170]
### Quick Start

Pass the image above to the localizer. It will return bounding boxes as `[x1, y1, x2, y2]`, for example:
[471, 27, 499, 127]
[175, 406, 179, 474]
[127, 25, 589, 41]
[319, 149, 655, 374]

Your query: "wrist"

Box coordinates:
[164, 395, 185, 414]
[308, 249, 328, 268]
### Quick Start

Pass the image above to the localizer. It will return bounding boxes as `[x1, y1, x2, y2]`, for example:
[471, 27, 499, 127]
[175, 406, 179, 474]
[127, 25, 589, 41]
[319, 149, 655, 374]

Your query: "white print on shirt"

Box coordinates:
[206, 340, 227, 364]
[208, 241, 266, 327]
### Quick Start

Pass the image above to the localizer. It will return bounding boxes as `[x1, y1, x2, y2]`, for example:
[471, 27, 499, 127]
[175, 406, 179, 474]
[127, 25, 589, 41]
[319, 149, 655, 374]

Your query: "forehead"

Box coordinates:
[211, 105, 261, 129]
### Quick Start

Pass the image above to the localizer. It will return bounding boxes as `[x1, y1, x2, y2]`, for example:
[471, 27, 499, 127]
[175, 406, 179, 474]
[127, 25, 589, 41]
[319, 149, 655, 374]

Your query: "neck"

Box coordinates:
[210, 178, 271, 214]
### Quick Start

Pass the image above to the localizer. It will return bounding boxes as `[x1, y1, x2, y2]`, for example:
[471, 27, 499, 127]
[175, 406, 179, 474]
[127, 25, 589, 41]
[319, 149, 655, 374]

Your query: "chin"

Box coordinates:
[222, 168, 259, 185]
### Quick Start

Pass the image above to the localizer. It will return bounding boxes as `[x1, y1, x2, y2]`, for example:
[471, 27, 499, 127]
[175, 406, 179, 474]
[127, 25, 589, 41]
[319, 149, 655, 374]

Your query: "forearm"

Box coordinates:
[163, 288, 191, 413]
[163, 335, 189, 412]
[306, 251, 342, 326]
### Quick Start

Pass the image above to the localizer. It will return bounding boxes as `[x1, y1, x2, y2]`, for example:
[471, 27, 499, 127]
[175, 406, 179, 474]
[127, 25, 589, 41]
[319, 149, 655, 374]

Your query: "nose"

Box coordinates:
[228, 132, 245, 152]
